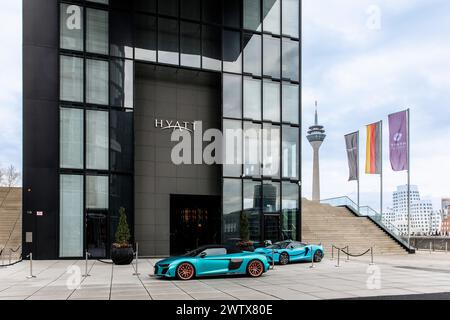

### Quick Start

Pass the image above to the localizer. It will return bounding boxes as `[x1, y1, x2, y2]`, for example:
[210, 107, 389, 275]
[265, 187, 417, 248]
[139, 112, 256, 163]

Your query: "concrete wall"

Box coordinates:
[134, 65, 221, 256]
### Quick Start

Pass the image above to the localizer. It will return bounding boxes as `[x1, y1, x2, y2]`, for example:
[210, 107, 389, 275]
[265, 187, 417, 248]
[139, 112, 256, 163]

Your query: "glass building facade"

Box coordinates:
[23, 0, 301, 259]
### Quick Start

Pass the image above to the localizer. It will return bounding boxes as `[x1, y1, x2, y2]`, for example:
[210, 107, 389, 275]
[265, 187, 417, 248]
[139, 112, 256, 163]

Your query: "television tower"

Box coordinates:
[307, 101, 326, 201]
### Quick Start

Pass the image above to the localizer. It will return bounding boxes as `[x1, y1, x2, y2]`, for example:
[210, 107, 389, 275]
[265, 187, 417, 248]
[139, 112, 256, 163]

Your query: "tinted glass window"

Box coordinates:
[223, 30, 242, 74]
[282, 83, 299, 124]
[110, 10, 133, 58]
[110, 110, 133, 172]
[282, 39, 299, 82]
[181, 22, 201, 68]
[223, 119, 242, 177]
[244, 33, 261, 76]
[87, 110, 109, 170]
[244, 122, 261, 177]
[158, 18, 179, 65]
[60, 108, 84, 169]
[282, 0, 299, 38]
[282, 126, 299, 179]
[203, 0, 222, 25]
[263, 35, 280, 79]
[263, 80, 280, 122]
[243, 77, 261, 121]
[86, 176, 109, 209]
[158, 0, 179, 17]
[181, 0, 201, 20]
[135, 14, 157, 62]
[134, 0, 156, 13]
[223, 74, 242, 119]
[86, 8, 109, 55]
[110, 59, 134, 108]
[224, 0, 241, 28]
[244, 0, 261, 31]
[86, 59, 109, 105]
[262, 124, 280, 178]
[202, 25, 222, 71]
[60, 55, 83, 102]
[60, 4, 83, 51]
[282, 182, 299, 241]
[263, 0, 280, 34]
[223, 179, 242, 215]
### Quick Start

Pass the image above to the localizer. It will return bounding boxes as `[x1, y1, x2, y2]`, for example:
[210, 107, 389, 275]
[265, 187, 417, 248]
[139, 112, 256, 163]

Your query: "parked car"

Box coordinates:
[255, 240, 324, 265]
[154, 245, 271, 280]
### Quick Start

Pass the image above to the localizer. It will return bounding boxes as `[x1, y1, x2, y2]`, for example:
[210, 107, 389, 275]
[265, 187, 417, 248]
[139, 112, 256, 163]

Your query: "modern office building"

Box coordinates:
[23, 0, 301, 259]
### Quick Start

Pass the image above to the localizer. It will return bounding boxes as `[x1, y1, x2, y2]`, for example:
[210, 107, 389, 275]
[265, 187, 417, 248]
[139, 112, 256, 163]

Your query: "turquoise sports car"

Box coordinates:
[154, 245, 270, 280]
[255, 240, 324, 265]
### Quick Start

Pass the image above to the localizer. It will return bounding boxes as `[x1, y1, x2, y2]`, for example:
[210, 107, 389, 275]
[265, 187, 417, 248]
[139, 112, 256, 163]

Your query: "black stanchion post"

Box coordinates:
[26, 253, 36, 279]
[370, 247, 374, 265]
[83, 250, 91, 277]
[271, 249, 275, 270]
[346, 245, 349, 262]
[336, 249, 340, 268]
[331, 246, 334, 261]
[133, 242, 140, 276]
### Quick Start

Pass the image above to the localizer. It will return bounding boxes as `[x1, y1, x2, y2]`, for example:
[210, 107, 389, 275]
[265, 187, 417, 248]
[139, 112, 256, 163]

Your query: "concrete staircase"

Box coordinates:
[302, 199, 407, 255]
[0, 188, 22, 261]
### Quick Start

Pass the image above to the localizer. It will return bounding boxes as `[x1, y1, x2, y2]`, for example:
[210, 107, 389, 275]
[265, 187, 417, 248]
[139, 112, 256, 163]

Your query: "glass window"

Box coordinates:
[110, 174, 133, 219]
[282, 125, 299, 179]
[87, 110, 109, 170]
[110, 10, 133, 59]
[223, 30, 242, 74]
[181, 22, 201, 68]
[134, 0, 156, 13]
[203, 0, 222, 24]
[110, 110, 133, 172]
[282, 83, 299, 124]
[244, 0, 261, 31]
[60, 4, 83, 51]
[60, 175, 84, 257]
[60, 108, 84, 169]
[262, 182, 280, 213]
[263, 80, 280, 122]
[135, 14, 157, 62]
[282, 182, 299, 240]
[243, 33, 261, 76]
[86, 175, 109, 209]
[282, 39, 299, 82]
[223, 119, 242, 177]
[224, 0, 241, 28]
[60, 55, 83, 102]
[158, 18, 179, 65]
[223, 74, 242, 119]
[88, 0, 109, 4]
[181, 0, 200, 20]
[110, 59, 134, 108]
[223, 178, 242, 240]
[202, 25, 221, 71]
[86, 59, 109, 105]
[158, 0, 179, 17]
[262, 123, 280, 178]
[244, 122, 261, 177]
[86, 8, 109, 55]
[243, 180, 262, 241]
[243, 77, 261, 121]
[263, 35, 280, 79]
[263, 0, 280, 34]
[282, 0, 299, 38]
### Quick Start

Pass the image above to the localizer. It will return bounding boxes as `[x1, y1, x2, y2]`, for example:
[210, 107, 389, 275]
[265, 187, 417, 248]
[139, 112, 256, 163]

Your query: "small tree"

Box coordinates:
[114, 207, 131, 247]
[4, 165, 20, 188]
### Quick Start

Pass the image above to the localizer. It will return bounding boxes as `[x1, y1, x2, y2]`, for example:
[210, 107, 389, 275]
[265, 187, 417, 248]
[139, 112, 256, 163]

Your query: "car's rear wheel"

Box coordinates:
[176, 262, 195, 280]
[247, 260, 264, 278]
[313, 250, 323, 263]
[279, 252, 290, 265]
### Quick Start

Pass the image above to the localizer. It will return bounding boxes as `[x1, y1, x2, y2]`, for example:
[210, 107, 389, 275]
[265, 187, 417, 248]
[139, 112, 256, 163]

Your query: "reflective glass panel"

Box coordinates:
[110, 10, 133, 58]
[243, 180, 262, 241]
[60, 4, 83, 51]
[181, 0, 200, 20]
[223, 74, 242, 119]
[135, 14, 157, 62]
[110, 59, 134, 108]
[282, 0, 299, 38]
[203, 0, 222, 24]
[110, 110, 133, 172]
[60, 55, 83, 102]
[282, 125, 299, 179]
[263, 80, 280, 122]
[223, 178, 242, 241]
[223, 30, 242, 74]
[263, 0, 280, 34]
[86, 8, 109, 55]
[202, 25, 222, 71]
[86, 59, 109, 105]
[244, 0, 261, 31]
[243, 122, 261, 177]
[263, 35, 280, 79]
[282, 83, 299, 124]
[224, 0, 241, 28]
[158, 18, 179, 65]
[243, 77, 261, 121]
[282, 39, 299, 82]
[243, 33, 261, 76]
[181, 22, 201, 68]
[158, 0, 179, 17]
[60, 108, 84, 169]
[262, 123, 280, 178]
[86, 175, 109, 209]
[223, 119, 242, 177]
[282, 182, 299, 240]
[87, 110, 109, 170]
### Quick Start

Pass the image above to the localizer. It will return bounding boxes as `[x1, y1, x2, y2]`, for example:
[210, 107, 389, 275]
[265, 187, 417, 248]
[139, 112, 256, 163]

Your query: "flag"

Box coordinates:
[365, 121, 382, 174]
[345, 132, 359, 181]
[389, 110, 408, 171]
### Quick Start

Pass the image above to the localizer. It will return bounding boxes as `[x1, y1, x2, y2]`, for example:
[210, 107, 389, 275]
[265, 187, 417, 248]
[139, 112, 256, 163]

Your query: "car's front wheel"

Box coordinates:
[247, 260, 264, 278]
[279, 252, 290, 265]
[176, 262, 195, 280]
[313, 250, 323, 263]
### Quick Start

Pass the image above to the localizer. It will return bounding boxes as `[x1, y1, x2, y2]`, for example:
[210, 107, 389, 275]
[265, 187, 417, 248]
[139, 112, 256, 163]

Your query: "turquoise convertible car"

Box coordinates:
[154, 245, 270, 280]
[255, 240, 324, 265]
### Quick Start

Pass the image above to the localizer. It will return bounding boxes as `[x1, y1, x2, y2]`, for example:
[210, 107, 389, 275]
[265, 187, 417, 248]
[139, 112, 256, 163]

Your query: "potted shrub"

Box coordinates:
[111, 207, 134, 265]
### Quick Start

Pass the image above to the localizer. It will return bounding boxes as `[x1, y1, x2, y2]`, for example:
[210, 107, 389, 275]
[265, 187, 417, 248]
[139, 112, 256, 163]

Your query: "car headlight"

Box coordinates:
[158, 264, 170, 268]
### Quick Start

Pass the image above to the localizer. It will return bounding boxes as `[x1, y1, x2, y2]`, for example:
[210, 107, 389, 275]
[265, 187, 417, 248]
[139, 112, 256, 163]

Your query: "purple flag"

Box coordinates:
[389, 110, 408, 171]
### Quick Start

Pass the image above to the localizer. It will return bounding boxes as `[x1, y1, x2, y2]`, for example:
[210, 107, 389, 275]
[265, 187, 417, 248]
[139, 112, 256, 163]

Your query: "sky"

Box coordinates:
[0, 1, 449, 211]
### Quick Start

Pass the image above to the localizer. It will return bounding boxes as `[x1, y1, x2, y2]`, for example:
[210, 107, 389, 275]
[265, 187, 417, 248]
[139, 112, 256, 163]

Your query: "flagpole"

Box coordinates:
[380, 121, 383, 221]
[407, 109, 411, 248]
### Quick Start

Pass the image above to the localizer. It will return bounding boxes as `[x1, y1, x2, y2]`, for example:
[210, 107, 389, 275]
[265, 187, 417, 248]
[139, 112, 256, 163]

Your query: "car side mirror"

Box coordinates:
[200, 252, 207, 258]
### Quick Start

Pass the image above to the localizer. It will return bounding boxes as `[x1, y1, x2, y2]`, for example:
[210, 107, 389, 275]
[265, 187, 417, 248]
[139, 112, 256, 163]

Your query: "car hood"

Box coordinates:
[156, 256, 184, 266]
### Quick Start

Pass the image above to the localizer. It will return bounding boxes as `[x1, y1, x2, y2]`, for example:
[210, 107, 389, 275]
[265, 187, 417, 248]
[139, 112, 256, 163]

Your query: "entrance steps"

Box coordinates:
[301, 199, 407, 255]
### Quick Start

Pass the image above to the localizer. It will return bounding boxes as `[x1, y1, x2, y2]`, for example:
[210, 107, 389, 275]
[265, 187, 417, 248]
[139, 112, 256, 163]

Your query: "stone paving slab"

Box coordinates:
[0, 252, 449, 300]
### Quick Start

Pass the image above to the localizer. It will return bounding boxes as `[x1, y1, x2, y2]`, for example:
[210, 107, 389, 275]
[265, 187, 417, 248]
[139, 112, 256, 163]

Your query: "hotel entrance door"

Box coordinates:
[170, 195, 221, 255]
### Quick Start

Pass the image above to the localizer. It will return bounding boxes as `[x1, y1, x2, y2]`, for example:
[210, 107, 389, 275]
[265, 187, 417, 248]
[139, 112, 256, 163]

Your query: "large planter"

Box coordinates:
[111, 246, 134, 265]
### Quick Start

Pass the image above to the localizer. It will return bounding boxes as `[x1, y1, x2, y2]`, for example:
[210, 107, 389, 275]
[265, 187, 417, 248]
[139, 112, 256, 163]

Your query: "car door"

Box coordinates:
[289, 242, 307, 262]
[196, 248, 230, 276]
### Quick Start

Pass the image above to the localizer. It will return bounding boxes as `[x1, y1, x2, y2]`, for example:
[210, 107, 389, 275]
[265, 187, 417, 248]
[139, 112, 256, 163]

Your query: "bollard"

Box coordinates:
[26, 253, 36, 278]
[133, 243, 140, 276]
[271, 249, 275, 270]
[331, 246, 334, 261]
[83, 251, 91, 277]
[370, 247, 374, 266]
[310, 246, 315, 269]
[335, 249, 340, 268]
[345, 245, 350, 263]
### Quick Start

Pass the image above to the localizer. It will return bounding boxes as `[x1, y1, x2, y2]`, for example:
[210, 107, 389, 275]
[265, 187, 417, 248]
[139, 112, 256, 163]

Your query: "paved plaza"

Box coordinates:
[0, 252, 449, 300]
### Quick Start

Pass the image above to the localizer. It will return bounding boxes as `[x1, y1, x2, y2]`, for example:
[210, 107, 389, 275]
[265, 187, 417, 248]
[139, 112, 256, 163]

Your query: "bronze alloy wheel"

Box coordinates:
[176, 263, 195, 280]
[247, 260, 264, 277]
[314, 250, 323, 263]
[279, 252, 290, 265]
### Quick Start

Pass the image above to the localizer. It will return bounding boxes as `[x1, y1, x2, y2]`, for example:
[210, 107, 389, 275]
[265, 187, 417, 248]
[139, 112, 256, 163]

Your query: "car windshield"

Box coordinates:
[267, 241, 291, 249]
[182, 248, 204, 257]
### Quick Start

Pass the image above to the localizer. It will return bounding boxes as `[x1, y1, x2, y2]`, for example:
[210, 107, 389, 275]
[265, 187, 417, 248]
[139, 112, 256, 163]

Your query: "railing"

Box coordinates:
[321, 196, 414, 253]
